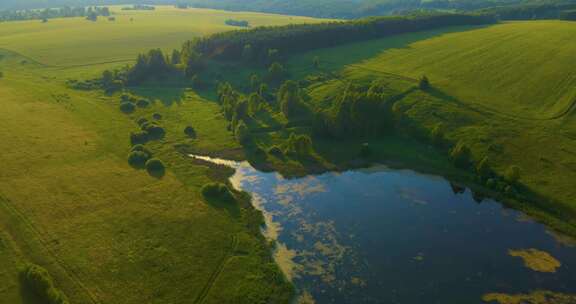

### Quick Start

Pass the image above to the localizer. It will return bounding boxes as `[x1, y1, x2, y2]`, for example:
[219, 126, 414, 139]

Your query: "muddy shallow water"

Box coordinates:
[191, 155, 576, 303]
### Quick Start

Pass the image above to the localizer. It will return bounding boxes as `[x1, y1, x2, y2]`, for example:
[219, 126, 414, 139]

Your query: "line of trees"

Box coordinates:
[478, 3, 576, 20]
[0, 6, 110, 22]
[191, 13, 497, 61]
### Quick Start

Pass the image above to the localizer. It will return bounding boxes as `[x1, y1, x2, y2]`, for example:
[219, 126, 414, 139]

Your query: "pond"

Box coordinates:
[191, 155, 576, 304]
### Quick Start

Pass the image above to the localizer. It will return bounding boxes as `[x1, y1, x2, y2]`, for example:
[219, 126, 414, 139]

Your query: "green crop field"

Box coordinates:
[287, 21, 576, 229]
[0, 6, 327, 304]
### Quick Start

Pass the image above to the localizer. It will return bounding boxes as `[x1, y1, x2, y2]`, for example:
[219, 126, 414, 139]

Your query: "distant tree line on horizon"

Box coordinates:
[0, 6, 110, 22]
[121, 4, 155, 11]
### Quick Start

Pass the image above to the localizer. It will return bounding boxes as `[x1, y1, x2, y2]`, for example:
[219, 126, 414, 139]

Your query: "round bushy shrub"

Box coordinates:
[152, 113, 162, 120]
[136, 99, 150, 108]
[120, 102, 135, 114]
[128, 151, 150, 168]
[360, 143, 372, 158]
[184, 126, 197, 138]
[201, 183, 235, 202]
[145, 158, 165, 175]
[130, 131, 149, 145]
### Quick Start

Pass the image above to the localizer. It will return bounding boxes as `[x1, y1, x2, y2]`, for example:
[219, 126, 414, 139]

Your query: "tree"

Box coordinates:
[267, 62, 285, 83]
[242, 44, 254, 62]
[505, 165, 521, 183]
[476, 156, 491, 178]
[277, 80, 303, 119]
[429, 124, 444, 146]
[235, 121, 250, 144]
[313, 56, 320, 69]
[171, 49, 181, 65]
[419, 75, 430, 90]
[250, 74, 260, 91]
[285, 133, 313, 158]
[450, 142, 471, 168]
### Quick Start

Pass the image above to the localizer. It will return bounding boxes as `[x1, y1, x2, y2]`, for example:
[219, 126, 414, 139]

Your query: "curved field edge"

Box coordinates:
[0, 46, 292, 303]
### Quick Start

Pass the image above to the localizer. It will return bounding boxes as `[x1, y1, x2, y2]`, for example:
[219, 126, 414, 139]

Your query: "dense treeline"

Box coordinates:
[192, 13, 497, 61]
[225, 19, 249, 27]
[478, 3, 576, 20]
[560, 9, 576, 19]
[0, 6, 110, 22]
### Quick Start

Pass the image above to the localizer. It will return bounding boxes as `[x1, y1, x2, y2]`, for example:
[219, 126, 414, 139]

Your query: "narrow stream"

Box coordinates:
[191, 155, 576, 303]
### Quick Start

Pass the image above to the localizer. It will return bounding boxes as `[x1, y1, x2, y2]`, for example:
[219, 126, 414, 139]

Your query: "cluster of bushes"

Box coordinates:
[130, 117, 166, 144]
[127, 144, 165, 175]
[20, 264, 68, 304]
[191, 13, 496, 62]
[0, 6, 110, 22]
[201, 183, 236, 202]
[225, 19, 250, 27]
[119, 94, 152, 113]
[100, 45, 207, 87]
[479, 3, 576, 20]
[314, 82, 397, 138]
[128, 144, 152, 168]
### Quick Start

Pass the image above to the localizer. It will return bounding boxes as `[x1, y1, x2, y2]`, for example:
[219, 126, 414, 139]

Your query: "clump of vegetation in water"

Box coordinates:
[508, 248, 561, 273]
[20, 263, 69, 304]
[483, 290, 576, 304]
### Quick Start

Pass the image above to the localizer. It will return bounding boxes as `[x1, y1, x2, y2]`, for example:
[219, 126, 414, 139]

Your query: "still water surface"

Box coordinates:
[192, 155, 576, 303]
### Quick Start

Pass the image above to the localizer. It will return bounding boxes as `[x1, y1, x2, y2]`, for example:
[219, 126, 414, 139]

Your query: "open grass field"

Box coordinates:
[0, 7, 328, 304]
[0, 5, 325, 71]
[285, 21, 576, 231]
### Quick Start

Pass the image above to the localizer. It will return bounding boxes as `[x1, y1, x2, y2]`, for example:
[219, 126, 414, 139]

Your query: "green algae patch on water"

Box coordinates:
[508, 249, 561, 273]
[483, 290, 576, 304]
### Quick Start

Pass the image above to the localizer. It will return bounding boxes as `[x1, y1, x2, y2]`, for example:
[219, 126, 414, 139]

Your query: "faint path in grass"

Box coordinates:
[194, 234, 239, 304]
[0, 193, 101, 304]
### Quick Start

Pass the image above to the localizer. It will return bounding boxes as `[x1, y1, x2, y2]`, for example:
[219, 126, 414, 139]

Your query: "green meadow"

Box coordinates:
[0, 6, 327, 304]
[283, 21, 576, 230]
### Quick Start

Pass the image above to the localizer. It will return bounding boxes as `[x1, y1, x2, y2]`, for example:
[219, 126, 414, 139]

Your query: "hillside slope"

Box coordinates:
[289, 21, 576, 227]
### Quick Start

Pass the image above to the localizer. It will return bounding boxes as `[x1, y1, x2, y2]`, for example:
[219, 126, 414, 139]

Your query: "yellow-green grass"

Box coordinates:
[287, 22, 576, 230]
[0, 5, 327, 70]
[0, 6, 328, 302]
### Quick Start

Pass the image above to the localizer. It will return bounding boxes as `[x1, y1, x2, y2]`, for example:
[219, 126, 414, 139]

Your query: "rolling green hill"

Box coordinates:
[282, 20, 576, 231]
[0, 7, 328, 304]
